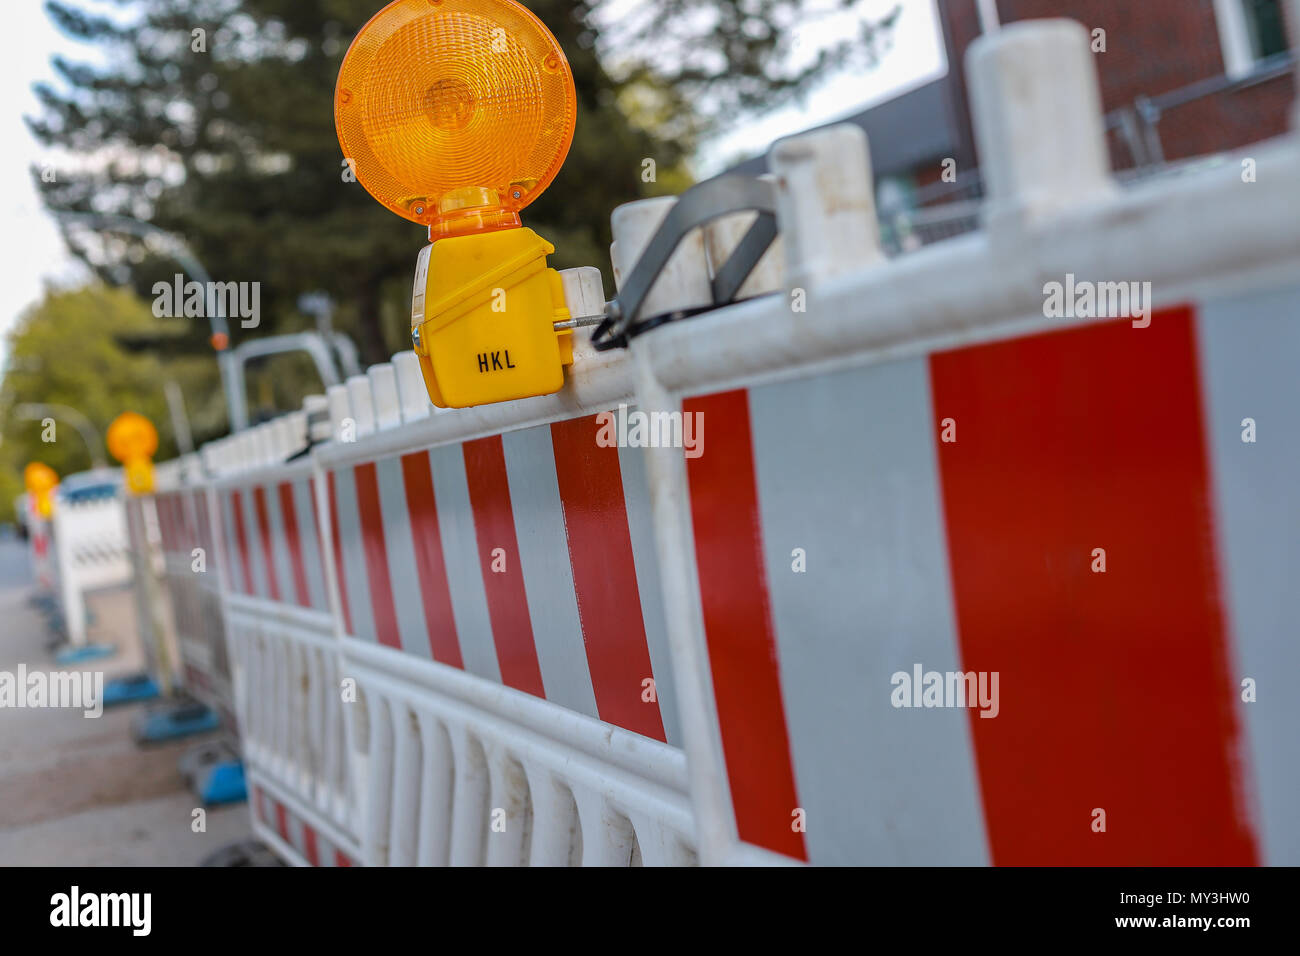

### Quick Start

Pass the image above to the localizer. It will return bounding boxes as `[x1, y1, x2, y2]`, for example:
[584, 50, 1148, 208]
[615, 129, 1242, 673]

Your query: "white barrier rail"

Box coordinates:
[124, 17, 1300, 866]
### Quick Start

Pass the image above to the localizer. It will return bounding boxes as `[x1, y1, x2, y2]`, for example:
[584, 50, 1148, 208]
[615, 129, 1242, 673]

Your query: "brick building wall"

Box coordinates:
[938, 0, 1296, 172]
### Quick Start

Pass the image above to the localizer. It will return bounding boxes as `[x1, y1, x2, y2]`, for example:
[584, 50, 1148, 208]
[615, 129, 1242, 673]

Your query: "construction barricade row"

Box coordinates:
[123, 20, 1300, 865]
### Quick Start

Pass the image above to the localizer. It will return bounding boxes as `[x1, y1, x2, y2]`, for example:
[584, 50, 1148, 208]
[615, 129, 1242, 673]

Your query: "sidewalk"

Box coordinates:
[0, 540, 252, 865]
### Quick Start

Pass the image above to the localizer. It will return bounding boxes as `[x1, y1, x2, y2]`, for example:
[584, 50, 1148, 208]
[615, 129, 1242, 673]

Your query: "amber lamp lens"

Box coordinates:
[335, 0, 577, 237]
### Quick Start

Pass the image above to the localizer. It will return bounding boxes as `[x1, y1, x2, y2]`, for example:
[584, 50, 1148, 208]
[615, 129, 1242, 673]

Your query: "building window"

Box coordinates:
[1214, 0, 1291, 78]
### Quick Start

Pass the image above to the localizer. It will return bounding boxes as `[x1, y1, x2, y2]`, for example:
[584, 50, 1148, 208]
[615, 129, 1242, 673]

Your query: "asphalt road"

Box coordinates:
[0, 533, 32, 591]
[0, 537, 252, 865]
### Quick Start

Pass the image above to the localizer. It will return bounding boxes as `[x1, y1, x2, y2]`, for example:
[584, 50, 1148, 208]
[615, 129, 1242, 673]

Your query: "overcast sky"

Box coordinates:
[0, 0, 945, 366]
[1, 1, 93, 367]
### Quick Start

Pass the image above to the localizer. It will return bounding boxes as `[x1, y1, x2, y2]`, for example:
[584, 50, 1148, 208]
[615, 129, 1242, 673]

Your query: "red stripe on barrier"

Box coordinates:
[275, 803, 289, 844]
[354, 462, 401, 649]
[929, 307, 1256, 865]
[303, 824, 320, 866]
[684, 389, 807, 861]
[327, 471, 354, 635]
[278, 481, 312, 607]
[462, 436, 544, 696]
[551, 416, 666, 741]
[229, 490, 254, 595]
[252, 486, 281, 601]
[400, 451, 463, 668]
[334, 851, 353, 867]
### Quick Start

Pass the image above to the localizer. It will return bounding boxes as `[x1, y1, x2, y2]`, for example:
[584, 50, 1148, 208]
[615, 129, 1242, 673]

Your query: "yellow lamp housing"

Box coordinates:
[107, 412, 159, 495]
[410, 226, 573, 407]
[24, 462, 59, 519]
[335, 0, 580, 409]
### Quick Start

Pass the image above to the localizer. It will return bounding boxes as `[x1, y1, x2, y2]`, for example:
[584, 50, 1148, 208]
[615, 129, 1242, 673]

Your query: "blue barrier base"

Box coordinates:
[178, 737, 247, 805]
[196, 760, 247, 805]
[132, 699, 220, 744]
[54, 643, 116, 665]
[102, 673, 161, 707]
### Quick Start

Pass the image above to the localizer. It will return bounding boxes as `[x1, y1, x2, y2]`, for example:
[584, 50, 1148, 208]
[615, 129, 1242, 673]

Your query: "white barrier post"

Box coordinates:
[967, 18, 1115, 234]
[610, 197, 712, 320]
[368, 363, 402, 431]
[608, 194, 732, 865]
[392, 352, 430, 424]
[769, 124, 881, 294]
[703, 174, 784, 299]
[345, 375, 376, 440]
[326, 384, 352, 444]
[303, 395, 330, 447]
[558, 265, 605, 317]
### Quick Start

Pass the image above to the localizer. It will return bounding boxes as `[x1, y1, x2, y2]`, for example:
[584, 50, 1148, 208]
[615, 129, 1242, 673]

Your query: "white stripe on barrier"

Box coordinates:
[501, 425, 600, 718]
[264, 480, 296, 605]
[748, 360, 991, 865]
[294, 476, 329, 612]
[426, 446, 503, 681]
[1199, 283, 1300, 866]
[375, 456, 433, 660]
[617, 440, 683, 749]
[332, 466, 376, 643]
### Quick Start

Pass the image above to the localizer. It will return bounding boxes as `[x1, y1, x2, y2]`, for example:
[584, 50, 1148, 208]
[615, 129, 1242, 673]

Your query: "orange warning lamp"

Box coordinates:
[23, 462, 59, 519]
[107, 412, 159, 495]
[335, 0, 579, 408]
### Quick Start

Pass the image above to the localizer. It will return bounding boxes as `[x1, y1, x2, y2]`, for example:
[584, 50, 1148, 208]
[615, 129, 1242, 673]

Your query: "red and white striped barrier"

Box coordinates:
[322, 423, 680, 746]
[149, 477, 233, 721]
[251, 780, 358, 868]
[213, 450, 362, 860]
[25, 502, 54, 595]
[665, 294, 1299, 865]
[124, 17, 1299, 865]
[309, 355, 698, 864]
[622, 18, 1300, 866]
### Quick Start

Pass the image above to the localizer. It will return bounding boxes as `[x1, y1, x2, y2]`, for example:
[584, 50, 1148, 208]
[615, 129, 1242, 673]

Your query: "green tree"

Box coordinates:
[604, 1, 900, 124]
[0, 284, 218, 520]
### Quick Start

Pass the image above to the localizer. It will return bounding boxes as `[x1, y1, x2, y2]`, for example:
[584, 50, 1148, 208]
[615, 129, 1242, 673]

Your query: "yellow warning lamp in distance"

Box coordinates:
[23, 462, 59, 519]
[335, 0, 578, 408]
[106, 412, 159, 495]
